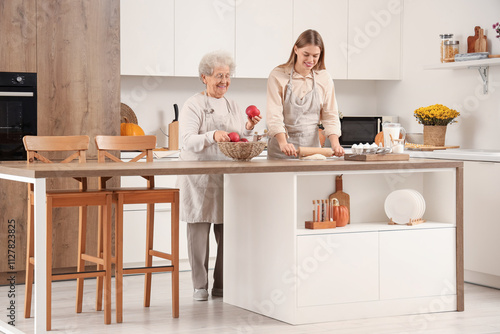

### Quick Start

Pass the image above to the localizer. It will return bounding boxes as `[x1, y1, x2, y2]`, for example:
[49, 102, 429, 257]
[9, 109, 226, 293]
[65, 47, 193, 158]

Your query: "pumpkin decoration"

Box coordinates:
[332, 198, 349, 227]
[120, 116, 145, 136]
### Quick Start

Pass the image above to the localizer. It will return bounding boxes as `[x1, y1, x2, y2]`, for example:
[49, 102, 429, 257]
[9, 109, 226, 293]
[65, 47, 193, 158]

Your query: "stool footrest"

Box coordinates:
[81, 254, 105, 265]
[52, 270, 106, 281]
[149, 250, 173, 260]
[123, 265, 174, 275]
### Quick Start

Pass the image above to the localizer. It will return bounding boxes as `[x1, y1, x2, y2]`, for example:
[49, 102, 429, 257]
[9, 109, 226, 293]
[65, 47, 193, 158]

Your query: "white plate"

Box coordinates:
[384, 189, 421, 224]
[407, 189, 426, 219]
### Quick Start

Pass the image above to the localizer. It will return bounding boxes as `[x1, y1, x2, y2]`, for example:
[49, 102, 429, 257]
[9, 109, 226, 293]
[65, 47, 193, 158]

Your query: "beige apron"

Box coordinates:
[268, 69, 322, 159]
[177, 94, 240, 224]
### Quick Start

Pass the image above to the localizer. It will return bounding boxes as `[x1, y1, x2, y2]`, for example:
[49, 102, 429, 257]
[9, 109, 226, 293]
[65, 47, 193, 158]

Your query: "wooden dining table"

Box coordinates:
[0, 157, 464, 333]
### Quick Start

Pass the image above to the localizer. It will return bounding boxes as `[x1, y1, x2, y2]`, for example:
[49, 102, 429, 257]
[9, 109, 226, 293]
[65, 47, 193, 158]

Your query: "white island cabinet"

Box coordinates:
[224, 166, 460, 324]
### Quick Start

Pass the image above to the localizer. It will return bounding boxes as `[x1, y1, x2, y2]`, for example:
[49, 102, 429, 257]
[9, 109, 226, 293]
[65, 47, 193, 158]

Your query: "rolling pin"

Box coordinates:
[297, 147, 333, 158]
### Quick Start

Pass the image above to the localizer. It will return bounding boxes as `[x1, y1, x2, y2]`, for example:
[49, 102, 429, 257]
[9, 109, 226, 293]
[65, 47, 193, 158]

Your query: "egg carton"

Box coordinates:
[351, 143, 383, 155]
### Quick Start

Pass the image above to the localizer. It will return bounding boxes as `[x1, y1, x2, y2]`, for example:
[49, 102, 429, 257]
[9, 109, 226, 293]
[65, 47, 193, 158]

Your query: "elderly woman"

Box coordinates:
[176, 50, 261, 301]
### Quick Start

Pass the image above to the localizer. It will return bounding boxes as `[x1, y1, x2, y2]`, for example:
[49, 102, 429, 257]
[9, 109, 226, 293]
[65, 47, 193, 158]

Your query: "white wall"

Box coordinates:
[121, 76, 378, 147]
[376, 0, 500, 149]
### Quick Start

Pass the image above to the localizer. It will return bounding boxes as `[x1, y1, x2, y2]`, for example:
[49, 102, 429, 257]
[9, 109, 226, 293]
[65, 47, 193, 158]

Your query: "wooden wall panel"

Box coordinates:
[0, 0, 35, 283]
[36, 0, 120, 268]
[0, 0, 37, 72]
[0, 0, 119, 278]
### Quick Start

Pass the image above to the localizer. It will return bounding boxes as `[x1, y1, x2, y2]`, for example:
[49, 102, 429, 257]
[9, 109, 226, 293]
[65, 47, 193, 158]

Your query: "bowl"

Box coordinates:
[218, 141, 266, 161]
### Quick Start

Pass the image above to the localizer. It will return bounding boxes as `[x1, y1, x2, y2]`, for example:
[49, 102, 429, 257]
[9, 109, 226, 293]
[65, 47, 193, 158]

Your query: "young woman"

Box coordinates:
[266, 29, 344, 159]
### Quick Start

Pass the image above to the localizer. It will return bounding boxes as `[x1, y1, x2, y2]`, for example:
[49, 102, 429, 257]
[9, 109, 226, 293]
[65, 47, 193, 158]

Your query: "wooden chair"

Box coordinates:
[23, 135, 113, 331]
[91, 135, 179, 323]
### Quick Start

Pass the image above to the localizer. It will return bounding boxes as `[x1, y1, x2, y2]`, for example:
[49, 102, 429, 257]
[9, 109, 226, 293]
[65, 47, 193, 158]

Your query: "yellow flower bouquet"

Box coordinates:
[414, 104, 460, 126]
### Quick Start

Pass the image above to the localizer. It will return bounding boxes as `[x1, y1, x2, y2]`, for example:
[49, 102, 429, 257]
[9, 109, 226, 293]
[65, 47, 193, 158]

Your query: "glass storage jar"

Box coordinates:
[439, 34, 454, 63]
[443, 40, 459, 62]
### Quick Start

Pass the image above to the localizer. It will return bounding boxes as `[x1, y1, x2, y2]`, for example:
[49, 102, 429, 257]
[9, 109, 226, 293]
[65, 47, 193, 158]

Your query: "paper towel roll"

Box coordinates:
[298, 147, 333, 157]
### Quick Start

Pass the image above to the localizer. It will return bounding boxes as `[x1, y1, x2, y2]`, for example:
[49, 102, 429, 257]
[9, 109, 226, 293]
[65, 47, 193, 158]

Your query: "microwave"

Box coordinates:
[339, 116, 398, 147]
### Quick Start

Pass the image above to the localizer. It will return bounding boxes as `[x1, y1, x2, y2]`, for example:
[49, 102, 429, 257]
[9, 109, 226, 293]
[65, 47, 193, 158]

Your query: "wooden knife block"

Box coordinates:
[168, 121, 179, 150]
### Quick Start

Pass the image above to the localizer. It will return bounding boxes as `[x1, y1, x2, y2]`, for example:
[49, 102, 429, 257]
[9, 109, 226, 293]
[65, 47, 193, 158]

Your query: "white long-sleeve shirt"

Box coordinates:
[266, 66, 341, 139]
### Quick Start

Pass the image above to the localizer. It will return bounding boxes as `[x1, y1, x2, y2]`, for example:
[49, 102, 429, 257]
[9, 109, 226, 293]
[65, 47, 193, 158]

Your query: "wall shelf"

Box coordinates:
[424, 58, 500, 94]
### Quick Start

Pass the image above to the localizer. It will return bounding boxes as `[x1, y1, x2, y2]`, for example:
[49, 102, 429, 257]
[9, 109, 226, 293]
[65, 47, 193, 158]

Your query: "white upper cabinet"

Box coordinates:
[174, 0, 235, 77]
[120, 0, 174, 76]
[347, 0, 402, 80]
[235, 0, 293, 78]
[293, 0, 349, 80]
[120, 0, 402, 79]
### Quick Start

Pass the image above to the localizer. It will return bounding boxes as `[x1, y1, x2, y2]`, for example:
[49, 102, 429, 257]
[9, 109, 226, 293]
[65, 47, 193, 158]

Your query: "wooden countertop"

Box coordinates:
[0, 158, 463, 179]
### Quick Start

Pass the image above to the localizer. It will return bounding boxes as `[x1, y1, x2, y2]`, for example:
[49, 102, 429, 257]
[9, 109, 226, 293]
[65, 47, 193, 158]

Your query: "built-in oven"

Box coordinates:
[0, 72, 37, 161]
[339, 115, 398, 147]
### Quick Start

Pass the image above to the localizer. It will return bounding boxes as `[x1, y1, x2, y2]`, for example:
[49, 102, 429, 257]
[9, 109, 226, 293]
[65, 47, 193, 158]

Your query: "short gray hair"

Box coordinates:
[198, 50, 235, 82]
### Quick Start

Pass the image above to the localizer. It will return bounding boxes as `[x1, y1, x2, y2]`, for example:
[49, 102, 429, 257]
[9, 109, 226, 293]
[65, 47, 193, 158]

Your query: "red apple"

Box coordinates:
[228, 132, 240, 142]
[239, 138, 249, 142]
[245, 105, 260, 118]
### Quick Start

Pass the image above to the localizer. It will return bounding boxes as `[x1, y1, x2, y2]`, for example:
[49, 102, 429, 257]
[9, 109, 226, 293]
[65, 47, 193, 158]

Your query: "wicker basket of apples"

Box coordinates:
[218, 131, 266, 162]
[217, 105, 266, 161]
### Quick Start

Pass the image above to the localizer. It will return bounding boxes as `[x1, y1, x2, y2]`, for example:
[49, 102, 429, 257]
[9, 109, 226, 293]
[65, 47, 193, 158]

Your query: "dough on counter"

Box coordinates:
[300, 153, 327, 160]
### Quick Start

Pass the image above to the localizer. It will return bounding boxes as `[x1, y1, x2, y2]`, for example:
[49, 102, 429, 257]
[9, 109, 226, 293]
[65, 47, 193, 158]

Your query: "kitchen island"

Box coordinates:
[0, 157, 463, 332]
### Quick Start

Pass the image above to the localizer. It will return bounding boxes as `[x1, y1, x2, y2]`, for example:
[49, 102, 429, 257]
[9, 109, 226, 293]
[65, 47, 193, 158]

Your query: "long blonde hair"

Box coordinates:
[280, 29, 326, 70]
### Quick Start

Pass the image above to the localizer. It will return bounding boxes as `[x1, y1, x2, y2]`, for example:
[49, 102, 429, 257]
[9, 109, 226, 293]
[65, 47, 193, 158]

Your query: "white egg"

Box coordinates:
[363, 143, 370, 149]
[370, 143, 378, 148]
[352, 144, 358, 149]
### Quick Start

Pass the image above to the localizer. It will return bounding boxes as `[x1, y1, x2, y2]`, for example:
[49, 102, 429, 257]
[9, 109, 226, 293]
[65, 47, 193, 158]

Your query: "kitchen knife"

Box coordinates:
[173, 104, 179, 122]
[168, 104, 179, 150]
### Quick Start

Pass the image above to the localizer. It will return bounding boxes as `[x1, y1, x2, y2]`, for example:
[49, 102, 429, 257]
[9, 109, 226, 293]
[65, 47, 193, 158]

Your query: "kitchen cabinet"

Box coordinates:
[119, 0, 402, 79]
[120, 0, 174, 76]
[293, 0, 348, 79]
[463, 161, 500, 288]
[174, 0, 235, 77]
[347, 0, 402, 80]
[297, 232, 379, 307]
[234, 0, 293, 78]
[224, 166, 460, 324]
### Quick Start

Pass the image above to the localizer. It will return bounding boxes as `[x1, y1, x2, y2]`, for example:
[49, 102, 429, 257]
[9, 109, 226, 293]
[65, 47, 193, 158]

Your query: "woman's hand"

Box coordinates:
[213, 131, 231, 142]
[328, 134, 345, 157]
[246, 116, 262, 130]
[332, 144, 345, 157]
[275, 133, 297, 157]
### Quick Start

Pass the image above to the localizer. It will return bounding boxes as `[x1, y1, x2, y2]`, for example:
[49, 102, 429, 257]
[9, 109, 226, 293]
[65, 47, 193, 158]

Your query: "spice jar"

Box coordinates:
[443, 40, 459, 62]
[439, 34, 454, 63]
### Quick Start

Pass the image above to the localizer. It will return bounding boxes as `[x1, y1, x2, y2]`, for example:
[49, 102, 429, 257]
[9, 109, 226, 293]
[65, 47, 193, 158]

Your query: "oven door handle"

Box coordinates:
[0, 91, 34, 97]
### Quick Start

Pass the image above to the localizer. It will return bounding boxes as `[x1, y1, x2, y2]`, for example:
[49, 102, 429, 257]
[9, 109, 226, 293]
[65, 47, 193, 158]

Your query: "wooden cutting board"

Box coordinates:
[475, 28, 487, 53]
[405, 144, 460, 151]
[328, 175, 350, 224]
[468, 26, 488, 53]
[344, 153, 409, 161]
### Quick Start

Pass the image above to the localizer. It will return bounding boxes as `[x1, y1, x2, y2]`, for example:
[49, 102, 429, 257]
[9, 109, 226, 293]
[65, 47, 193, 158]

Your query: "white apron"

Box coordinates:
[176, 94, 242, 224]
[267, 69, 322, 159]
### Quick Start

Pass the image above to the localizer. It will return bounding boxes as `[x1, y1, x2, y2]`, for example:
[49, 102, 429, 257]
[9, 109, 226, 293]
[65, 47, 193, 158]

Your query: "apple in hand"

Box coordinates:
[246, 105, 260, 118]
[228, 132, 240, 142]
[239, 138, 249, 142]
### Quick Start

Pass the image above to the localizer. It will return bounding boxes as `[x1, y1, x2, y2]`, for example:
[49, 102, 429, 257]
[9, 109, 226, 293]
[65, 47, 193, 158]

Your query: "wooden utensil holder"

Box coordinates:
[305, 220, 336, 229]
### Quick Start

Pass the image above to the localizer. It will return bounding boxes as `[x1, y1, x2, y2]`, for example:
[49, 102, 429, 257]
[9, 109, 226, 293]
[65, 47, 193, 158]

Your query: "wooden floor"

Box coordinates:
[3, 270, 500, 334]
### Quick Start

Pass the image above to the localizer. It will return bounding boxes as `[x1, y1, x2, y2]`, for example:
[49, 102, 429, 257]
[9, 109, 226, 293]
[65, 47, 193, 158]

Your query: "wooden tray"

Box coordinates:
[344, 153, 409, 161]
[305, 221, 336, 229]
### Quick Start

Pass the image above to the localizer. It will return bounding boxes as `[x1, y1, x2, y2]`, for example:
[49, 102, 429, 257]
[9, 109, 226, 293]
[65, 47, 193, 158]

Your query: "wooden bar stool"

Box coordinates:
[23, 135, 113, 331]
[92, 135, 179, 323]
